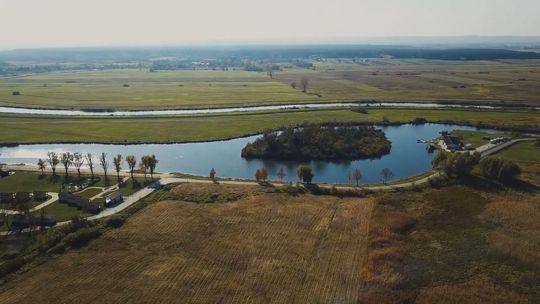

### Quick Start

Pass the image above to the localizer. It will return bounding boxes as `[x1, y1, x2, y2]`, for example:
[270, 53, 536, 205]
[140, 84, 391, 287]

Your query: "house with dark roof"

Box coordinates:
[441, 135, 463, 151]
[59, 192, 101, 214]
[33, 191, 48, 201]
[0, 192, 14, 203]
[105, 191, 123, 207]
[15, 192, 31, 203]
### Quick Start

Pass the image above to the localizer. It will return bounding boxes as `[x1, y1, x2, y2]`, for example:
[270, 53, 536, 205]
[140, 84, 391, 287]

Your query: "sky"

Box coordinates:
[1, 0, 539, 48]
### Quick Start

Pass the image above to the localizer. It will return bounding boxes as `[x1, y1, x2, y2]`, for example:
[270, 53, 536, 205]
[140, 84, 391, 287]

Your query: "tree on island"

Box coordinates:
[381, 168, 394, 184]
[297, 165, 314, 183]
[277, 167, 286, 182]
[113, 154, 123, 181]
[47, 152, 59, 176]
[37, 159, 47, 175]
[126, 155, 137, 179]
[351, 168, 363, 186]
[73, 152, 85, 178]
[140, 156, 149, 180]
[99, 152, 109, 180]
[85, 153, 95, 180]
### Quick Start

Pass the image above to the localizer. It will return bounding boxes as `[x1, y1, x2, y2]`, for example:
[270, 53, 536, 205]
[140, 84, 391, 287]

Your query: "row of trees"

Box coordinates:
[432, 151, 521, 181]
[37, 152, 158, 180]
[252, 165, 394, 185]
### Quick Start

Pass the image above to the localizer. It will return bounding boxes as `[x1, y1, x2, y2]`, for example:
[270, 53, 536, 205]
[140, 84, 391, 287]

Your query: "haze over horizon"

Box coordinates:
[1, 0, 540, 49]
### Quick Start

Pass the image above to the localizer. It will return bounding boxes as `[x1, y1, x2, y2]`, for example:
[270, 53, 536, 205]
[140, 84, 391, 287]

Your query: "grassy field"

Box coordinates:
[0, 182, 538, 302]
[0, 107, 538, 144]
[493, 141, 540, 185]
[450, 130, 513, 146]
[1, 59, 540, 109]
[0, 172, 111, 192]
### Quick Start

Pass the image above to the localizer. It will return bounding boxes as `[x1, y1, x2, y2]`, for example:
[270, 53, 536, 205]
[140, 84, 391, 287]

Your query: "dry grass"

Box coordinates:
[0, 189, 374, 303]
[416, 280, 530, 304]
[481, 193, 540, 268]
[1, 183, 539, 303]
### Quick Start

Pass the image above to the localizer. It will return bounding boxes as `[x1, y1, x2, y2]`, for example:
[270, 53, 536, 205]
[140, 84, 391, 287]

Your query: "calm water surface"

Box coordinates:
[0, 124, 497, 184]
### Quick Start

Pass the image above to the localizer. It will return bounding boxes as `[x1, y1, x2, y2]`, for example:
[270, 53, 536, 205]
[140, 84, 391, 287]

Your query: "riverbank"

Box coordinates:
[0, 107, 538, 145]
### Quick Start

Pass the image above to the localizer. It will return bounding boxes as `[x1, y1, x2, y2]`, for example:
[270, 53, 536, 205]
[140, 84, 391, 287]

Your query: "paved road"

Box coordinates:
[477, 138, 535, 157]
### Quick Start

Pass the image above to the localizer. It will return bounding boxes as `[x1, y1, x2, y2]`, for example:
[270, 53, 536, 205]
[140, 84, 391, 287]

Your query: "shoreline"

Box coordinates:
[0, 98, 539, 113]
[0, 119, 537, 146]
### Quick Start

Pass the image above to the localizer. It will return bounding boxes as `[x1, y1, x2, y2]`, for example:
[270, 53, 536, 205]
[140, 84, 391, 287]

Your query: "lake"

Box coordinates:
[0, 123, 497, 184]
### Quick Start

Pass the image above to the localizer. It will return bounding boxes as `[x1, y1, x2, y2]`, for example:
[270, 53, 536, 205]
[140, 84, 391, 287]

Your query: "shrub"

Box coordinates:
[432, 151, 480, 179]
[297, 165, 314, 183]
[0, 256, 28, 277]
[105, 215, 125, 228]
[479, 157, 521, 181]
[63, 227, 101, 248]
[38, 229, 67, 253]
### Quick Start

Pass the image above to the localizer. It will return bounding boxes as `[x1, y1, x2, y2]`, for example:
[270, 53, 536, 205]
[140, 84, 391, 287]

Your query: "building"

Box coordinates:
[59, 192, 101, 214]
[440, 134, 463, 151]
[33, 191, 48, 201]
[11, 214, 57, 229]
[15, 192, 31, 203]
[105, 191, 123, 207]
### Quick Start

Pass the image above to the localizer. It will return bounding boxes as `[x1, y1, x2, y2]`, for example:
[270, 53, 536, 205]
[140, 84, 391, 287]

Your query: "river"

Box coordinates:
[0, 123, 501, 184]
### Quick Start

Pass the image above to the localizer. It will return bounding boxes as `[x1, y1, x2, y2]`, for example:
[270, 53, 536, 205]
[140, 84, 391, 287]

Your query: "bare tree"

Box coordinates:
[209, 168, 216, 182]
[381, 168, 394, 184]
[351, 168, 362, 186]
[300, 78, 309, 93]
[148, 155, 158, 179]
[140, 156, 149, 180]
[37, 159, 47, 175]
[85, 153, 95, 180]
[126, 155, 137, 179]
[99, 152, 109, 180]
[47, 152, 59, 176]
[60, 152, 73, 177]
[277, 167, 286, 182]
[113, 154, 123, 180]
[266, 64, 274, 79]
[73, 152, 85, 178]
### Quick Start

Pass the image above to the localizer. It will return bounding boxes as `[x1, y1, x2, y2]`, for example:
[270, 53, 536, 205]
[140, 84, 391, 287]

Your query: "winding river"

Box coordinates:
[0, 124, 500, 184]
[0, 102, 502, 117]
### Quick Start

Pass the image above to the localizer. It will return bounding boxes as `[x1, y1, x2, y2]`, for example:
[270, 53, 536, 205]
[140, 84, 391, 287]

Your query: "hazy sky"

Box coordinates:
[1, 0, 539, 48]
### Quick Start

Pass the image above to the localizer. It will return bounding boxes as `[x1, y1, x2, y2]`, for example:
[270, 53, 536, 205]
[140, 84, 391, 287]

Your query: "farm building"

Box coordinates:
[59, 192, 101, 214]
[105, 191, 123, 207]
[11, 214, 57, 229]
[33, 191, 48, 201]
